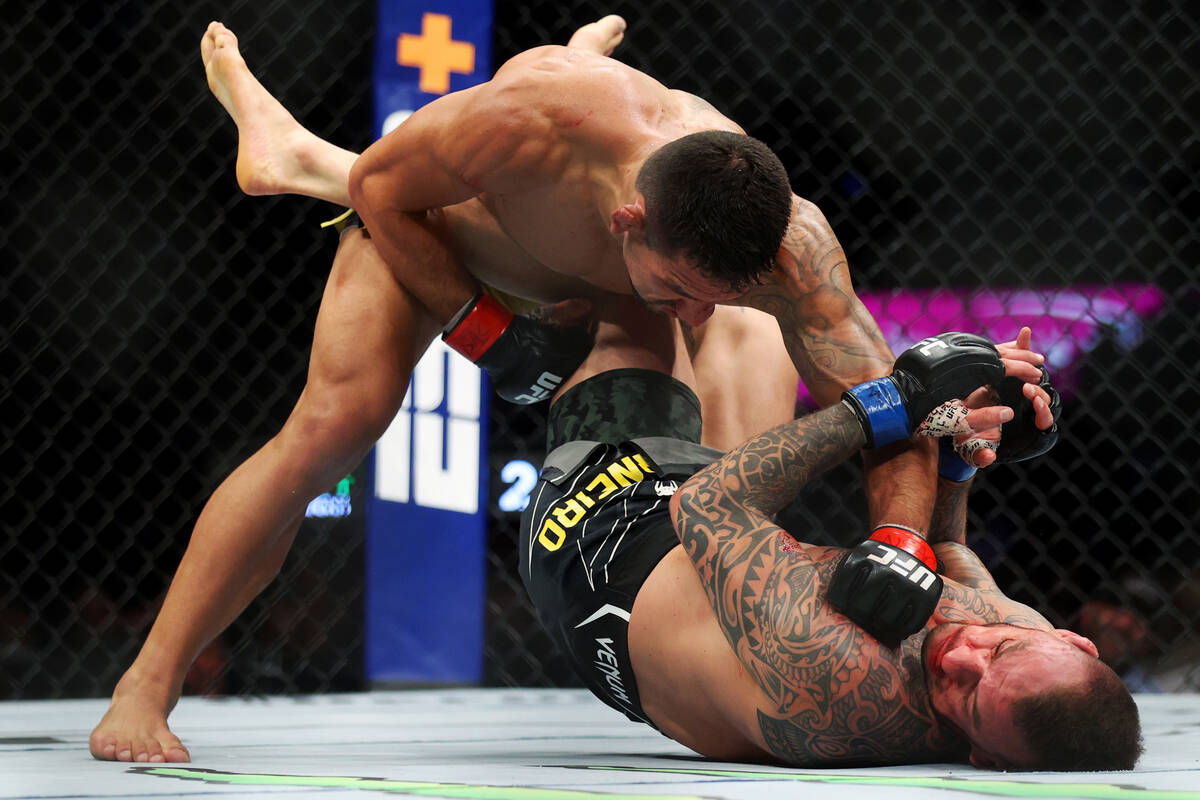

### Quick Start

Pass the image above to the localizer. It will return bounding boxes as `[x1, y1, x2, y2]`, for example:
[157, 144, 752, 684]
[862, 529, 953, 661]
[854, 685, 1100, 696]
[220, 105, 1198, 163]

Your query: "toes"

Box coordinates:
[165, 746, 191, 763]
[89, 732, 117, 760]
[138, 738, 163, 764]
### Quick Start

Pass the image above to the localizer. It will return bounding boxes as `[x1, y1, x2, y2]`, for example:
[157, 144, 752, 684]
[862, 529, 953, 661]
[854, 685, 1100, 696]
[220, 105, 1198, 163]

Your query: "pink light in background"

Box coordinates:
[797, 284, 1167, 406]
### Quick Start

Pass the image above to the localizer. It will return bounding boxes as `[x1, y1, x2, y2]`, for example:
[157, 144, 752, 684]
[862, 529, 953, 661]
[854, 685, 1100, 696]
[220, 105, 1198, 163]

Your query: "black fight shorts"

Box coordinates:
[519, 369, 721, 725]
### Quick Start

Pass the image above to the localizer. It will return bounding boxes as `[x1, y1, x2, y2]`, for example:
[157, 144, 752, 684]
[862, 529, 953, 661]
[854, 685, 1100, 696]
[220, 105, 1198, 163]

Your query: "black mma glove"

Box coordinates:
[826, 525, 944, 647]
[442, 292, 592, 405]
[994, 365, 1061, 463]
[841, 332, 1005, 448]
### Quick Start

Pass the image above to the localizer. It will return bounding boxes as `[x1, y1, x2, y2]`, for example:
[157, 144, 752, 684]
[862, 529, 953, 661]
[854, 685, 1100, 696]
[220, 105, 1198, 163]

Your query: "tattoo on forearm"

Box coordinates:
[672, 404, 951, 764]
[680, 403, 864, 519]
[934, 543, 1053, 630]
[935, 543, 996, 590]
[746, 202, 893, 401]
[928, 478, 971, 545]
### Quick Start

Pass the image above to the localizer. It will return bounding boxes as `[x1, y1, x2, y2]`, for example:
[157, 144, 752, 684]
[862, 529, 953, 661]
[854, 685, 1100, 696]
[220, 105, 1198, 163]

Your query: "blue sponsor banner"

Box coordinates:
[373, 2, 492, 137]
[366, 1, 492, 684]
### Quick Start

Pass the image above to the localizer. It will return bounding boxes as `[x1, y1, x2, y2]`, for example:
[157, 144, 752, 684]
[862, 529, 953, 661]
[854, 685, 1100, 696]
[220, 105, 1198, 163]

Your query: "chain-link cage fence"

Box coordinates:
[3, 1, 1198, 701]
[484, 1, 1200, 692]
[2, 0, 376, 698]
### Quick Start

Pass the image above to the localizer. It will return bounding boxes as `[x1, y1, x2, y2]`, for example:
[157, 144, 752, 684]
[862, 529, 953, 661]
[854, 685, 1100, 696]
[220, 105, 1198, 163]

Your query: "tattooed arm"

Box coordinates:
[928, 476, 972, 547]
[927, 477, 1053, 630]
[934, 545, 1053, 631]
[670, 403, 943, 765]
[739, 196, 938, 529]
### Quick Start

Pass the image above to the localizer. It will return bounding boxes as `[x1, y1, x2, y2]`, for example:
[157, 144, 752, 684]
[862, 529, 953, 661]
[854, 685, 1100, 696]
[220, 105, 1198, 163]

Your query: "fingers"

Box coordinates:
[961, 385, 998, 410]
[1000, 356, 1044, 383]
[1025, 383, 1055, 430]
[964, 443, 997, 468]
[963, 405, 1013, 432]
[996, 326, 1044, 377]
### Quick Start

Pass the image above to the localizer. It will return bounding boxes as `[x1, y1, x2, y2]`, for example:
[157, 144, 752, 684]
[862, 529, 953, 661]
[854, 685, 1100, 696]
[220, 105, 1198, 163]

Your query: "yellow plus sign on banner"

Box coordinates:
[397, 12, 475, 95]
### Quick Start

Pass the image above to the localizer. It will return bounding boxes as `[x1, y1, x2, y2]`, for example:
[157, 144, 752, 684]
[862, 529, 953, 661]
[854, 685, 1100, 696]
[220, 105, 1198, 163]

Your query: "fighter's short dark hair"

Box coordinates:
[1012, 659, 1143, 770]
[635, 130, 792, 292]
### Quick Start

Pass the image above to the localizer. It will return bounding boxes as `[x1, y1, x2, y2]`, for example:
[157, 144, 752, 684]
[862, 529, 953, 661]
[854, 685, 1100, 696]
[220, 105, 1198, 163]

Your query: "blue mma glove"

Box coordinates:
[842, 332, 1005, 448]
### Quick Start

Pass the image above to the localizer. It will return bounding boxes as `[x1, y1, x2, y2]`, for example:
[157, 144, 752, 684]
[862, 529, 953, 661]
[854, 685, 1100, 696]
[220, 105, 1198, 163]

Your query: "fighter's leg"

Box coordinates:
[202, 14, 627, 207]
[201, 21, 356, 205]
[90, 228, 439, 762]
[687, 307, 800, 450]
[566, 14, 627, 56]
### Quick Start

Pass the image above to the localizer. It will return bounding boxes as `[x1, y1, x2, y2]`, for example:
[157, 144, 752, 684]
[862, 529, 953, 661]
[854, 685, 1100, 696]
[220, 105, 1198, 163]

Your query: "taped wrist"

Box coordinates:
[442, 292, 514, 362]
[842, 377, 909, 448]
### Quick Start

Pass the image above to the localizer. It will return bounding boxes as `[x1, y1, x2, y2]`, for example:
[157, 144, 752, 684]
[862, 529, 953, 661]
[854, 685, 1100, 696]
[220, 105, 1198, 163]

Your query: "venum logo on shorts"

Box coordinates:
[574, 605, 634, 706]
[593, 637, 632, 706]
[653, 480, 678, 497]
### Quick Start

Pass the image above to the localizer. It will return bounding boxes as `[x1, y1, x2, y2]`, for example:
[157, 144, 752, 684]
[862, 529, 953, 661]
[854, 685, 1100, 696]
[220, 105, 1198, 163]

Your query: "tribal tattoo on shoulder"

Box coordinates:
[672, 405, 954, 765]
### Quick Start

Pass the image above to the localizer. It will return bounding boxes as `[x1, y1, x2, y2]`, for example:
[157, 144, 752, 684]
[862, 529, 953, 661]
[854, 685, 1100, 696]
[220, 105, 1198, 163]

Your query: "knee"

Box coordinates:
[279, 384, 398, 472]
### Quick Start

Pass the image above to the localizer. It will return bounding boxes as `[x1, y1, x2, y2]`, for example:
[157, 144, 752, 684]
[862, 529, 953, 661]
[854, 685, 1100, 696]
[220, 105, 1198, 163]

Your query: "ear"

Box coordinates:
[1054, 628, 1100, 659]
[609, 198, 645, 234]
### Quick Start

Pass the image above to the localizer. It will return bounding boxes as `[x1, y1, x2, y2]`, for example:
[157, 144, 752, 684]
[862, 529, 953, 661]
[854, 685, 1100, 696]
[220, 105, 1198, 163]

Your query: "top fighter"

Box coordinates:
[90, 16, 1029, 763]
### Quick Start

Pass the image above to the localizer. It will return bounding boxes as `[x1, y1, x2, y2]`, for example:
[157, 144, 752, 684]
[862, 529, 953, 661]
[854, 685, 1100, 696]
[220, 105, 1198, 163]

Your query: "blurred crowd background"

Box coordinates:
[3, 1, 1197, 699]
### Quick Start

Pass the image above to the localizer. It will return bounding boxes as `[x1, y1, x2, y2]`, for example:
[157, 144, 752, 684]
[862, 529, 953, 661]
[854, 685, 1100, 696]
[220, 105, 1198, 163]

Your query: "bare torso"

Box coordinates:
[629, 541, 1051, 766]
[471, 45, 741, 293]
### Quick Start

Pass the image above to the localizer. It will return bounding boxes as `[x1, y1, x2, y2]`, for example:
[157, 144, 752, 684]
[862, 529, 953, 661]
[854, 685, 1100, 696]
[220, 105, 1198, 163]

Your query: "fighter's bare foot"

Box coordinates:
[90, 680, 190, 763]
[200, 21, 324, 198]
[567, 15, 627, 56]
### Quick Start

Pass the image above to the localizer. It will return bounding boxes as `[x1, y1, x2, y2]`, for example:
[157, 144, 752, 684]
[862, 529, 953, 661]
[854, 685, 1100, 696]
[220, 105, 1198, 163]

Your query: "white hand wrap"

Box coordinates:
[955, 436, 999, 462]
[916, 400, 975, 438]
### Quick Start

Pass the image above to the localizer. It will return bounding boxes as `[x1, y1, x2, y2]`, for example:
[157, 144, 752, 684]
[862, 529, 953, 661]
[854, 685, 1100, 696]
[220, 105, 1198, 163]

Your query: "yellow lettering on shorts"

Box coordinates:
[607, 455, 652, 486]
[585, 473, 618, 499]
[538, 517, 566, 551]
[536, 455, 656, 552]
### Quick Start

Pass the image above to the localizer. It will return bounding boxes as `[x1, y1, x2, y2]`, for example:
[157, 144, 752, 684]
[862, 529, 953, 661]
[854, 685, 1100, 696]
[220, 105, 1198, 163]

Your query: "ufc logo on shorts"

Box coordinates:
[512, 371, 563, 404]
[866, 543, 938, 590]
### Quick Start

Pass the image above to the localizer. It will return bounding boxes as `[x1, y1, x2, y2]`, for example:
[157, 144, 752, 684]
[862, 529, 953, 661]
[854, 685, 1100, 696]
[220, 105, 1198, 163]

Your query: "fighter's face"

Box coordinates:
[923, 622, 1099, 768]
[622, 235, 742, 327]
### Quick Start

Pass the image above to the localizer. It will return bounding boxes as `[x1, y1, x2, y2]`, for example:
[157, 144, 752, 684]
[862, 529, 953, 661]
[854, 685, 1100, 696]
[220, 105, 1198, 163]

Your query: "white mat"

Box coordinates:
[3, 689, 1197, 799]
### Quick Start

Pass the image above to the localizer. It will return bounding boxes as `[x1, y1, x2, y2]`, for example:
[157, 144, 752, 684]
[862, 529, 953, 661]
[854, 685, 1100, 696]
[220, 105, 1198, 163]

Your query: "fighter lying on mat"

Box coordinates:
[522, 300, 1141, 771]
